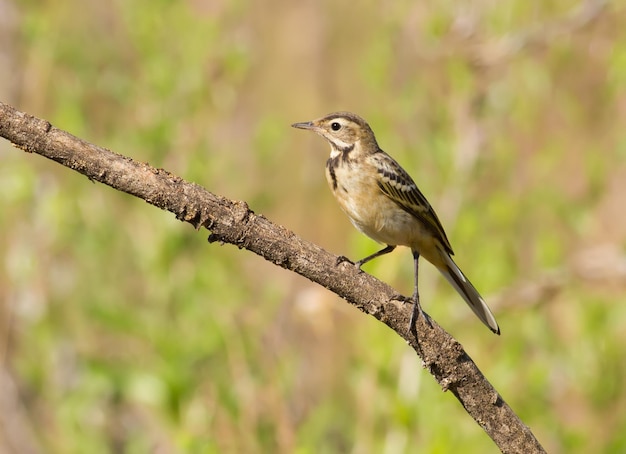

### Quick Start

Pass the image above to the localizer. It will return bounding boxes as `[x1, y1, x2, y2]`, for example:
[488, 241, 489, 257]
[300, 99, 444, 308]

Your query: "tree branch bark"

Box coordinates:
[0, 101, 545, 453]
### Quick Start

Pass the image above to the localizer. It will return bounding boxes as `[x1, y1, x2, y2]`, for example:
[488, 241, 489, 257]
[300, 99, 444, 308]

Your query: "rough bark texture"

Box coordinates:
[0, 101, 545, 453]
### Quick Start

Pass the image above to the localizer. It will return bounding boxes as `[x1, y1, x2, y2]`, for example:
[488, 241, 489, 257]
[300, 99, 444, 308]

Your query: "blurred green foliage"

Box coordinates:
[1, 0, 626, 452]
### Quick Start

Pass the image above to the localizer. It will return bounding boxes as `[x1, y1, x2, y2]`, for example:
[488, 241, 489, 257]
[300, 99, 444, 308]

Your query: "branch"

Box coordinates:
[0, 101, 545, 453]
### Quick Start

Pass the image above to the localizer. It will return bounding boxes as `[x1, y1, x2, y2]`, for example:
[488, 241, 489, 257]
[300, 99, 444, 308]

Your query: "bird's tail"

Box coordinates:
[437, 253, 500, 335]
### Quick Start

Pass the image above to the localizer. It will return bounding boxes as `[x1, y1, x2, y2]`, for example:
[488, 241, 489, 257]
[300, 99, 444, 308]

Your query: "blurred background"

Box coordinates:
[1, 0, 625, 452]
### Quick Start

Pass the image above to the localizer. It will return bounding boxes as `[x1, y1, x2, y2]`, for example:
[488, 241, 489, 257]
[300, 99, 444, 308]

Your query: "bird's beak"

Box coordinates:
[291, 121, 316, 130]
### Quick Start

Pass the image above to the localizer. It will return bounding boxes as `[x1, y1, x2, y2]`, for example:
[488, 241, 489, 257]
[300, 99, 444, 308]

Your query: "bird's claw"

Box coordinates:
[391, 294, 412, 304]
[336, 256, 364, 272]
[335, 255, 353, 266]
[390, 294, 433, 334]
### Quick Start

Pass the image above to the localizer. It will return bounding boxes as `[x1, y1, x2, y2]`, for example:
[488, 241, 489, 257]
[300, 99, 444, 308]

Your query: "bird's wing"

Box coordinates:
[371, 151, 454, 255]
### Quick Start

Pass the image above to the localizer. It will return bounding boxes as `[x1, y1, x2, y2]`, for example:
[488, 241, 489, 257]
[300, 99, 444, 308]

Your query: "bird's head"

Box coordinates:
[292, 112, 378, 157]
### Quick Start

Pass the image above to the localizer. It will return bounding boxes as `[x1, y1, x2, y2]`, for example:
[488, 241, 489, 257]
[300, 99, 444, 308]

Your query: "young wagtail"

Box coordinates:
[292, 112, 500, 335]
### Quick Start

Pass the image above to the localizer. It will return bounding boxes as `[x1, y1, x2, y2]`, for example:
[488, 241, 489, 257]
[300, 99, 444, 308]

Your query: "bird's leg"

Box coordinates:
[407, 250, 432, 334]
[336, 245, 396, 269]
[357, 244, 396, 267]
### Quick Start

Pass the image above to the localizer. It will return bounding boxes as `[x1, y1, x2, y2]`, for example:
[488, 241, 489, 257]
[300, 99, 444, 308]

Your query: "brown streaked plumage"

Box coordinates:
[292, 111, 500, 335]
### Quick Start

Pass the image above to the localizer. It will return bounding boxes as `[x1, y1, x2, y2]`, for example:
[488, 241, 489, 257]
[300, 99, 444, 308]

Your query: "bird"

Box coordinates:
[291, 111, 500, 335]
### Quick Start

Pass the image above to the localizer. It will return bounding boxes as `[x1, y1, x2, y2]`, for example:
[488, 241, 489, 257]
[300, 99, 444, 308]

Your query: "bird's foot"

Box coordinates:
[391, 294, 411, 304]
[335, 255, 353, 266]
[336, 255, 364, 272]
[391, 294, 433, 334]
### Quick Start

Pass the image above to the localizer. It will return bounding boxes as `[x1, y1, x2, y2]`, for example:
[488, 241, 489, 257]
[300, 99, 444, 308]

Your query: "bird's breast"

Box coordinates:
[326, 159, 413, 246]
[324, 157, 442, 262]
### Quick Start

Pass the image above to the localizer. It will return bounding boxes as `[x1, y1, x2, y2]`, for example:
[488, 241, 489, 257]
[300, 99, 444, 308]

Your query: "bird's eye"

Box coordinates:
[331, 122, 341, 131]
